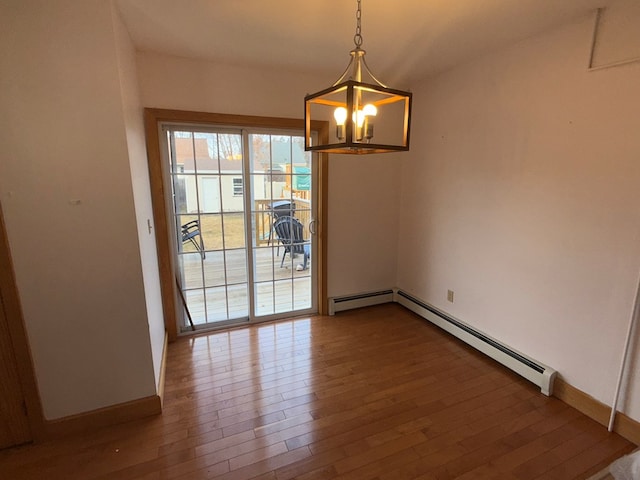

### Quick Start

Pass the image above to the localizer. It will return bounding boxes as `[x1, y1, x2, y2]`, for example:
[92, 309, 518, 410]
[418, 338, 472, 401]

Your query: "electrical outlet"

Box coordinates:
[447, 290, 454, 303]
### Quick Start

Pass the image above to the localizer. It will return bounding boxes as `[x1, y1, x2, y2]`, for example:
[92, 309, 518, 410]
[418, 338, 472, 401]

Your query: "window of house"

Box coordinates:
[233, 178, 243, 196]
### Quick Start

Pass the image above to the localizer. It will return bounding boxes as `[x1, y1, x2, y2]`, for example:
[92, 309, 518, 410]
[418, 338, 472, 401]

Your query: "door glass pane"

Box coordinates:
[220, 175, 244, 212]
[225, 249, 248, 284]
[254, 246, 277, 283]
[191, 132, 219, 174]
[274, 279, 293, 314]
[185, 289, 206, 325]
[179, 253, 204, 290]
[198, 177, 221, 213]
[202, 250, 226, 288]
[255, 281, 274, 317]
[249, 133, 313, 318]
[222, 212, 245, 249]
[228, 284, 249, 319]
[168, 129, 249, 330]
[205, 287, 228, 322]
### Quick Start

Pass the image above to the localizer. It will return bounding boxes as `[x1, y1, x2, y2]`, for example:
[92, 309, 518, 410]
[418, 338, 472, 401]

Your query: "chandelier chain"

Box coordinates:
[354, 0, 363, 47]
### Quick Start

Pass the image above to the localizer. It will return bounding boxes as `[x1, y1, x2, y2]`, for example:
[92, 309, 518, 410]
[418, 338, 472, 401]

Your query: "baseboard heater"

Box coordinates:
[328, 289, 394, 315]
[328, 288, 556, 396]
[394, 290, 556, 396]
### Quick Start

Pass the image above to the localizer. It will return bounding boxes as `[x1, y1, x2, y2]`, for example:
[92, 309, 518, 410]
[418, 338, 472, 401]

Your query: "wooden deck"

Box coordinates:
[179, 245, 312, 327]
[0, 304, 634, 479]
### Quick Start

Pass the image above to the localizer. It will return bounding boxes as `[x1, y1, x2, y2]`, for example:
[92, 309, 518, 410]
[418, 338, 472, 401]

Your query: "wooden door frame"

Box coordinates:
[0, 204, 45, 443]
[144, 109, 329, 341]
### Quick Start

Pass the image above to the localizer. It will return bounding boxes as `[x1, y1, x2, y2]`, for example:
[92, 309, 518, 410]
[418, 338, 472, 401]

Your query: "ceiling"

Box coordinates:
[116, 0, 610, 86]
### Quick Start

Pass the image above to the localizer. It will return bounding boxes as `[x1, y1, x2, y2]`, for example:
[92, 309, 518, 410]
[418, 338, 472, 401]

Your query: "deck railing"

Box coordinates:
[254, 196, 311, 246]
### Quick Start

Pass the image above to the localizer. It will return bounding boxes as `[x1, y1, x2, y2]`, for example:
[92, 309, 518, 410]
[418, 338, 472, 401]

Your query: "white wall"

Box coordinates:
[112, 5, 165, 390]
[398, 12, 640, 420]
[326, 155, 401, 296]
[0, 0, 157, 419]
[136, 53, 403, 298]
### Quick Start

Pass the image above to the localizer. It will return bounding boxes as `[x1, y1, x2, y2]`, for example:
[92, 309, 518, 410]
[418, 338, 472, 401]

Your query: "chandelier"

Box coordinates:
[304, 0, 412, 154]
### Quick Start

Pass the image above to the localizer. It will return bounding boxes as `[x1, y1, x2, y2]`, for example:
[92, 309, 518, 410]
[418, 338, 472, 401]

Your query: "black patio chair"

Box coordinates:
[181, 219, 205, 259]
[272, 215, 309, 270]
[268, 200, 296, 253]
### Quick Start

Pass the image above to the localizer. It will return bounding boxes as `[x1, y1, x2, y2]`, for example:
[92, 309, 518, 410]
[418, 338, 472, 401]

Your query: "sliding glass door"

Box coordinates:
[164, 125, 316, 331]
[248, 133, 314, 317]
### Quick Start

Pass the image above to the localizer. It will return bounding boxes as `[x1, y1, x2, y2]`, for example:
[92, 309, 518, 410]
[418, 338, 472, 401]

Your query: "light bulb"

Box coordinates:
[362, 104, 376, 141]
[353, 110, 366, 127]
[363, 104, 377, 117]
[334, 107, 347, 140]
[333, 107, 347, 125]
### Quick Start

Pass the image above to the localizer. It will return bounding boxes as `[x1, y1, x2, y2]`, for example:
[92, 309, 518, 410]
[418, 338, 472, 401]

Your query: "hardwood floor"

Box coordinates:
[0, 304, 635, 479]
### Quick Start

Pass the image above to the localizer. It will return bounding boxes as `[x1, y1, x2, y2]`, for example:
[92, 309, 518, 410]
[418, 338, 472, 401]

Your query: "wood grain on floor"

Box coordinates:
[0, 304, 635, 479]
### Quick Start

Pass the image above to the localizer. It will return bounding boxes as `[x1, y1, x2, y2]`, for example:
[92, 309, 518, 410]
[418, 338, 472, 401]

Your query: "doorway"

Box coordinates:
[145, 110, 328, 338]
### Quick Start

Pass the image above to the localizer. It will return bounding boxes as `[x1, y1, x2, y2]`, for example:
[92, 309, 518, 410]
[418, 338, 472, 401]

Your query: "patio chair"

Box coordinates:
[268, 200, 296, 253]
[272, 215, 309, 270]
[181, 219, 205, 259]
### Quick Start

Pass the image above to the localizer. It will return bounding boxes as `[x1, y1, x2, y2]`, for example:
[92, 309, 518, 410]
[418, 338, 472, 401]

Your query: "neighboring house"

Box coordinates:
[173, 135, 308, 214]
[173, 136, 245, 213]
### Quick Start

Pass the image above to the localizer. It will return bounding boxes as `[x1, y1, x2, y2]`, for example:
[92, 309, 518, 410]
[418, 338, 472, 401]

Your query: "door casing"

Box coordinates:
[0, 205, 44, 447]
[144, 109, 329, 340]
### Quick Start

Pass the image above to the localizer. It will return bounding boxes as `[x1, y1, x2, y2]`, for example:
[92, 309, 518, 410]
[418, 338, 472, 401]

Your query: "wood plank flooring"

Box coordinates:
[0, 304, 635, 479]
